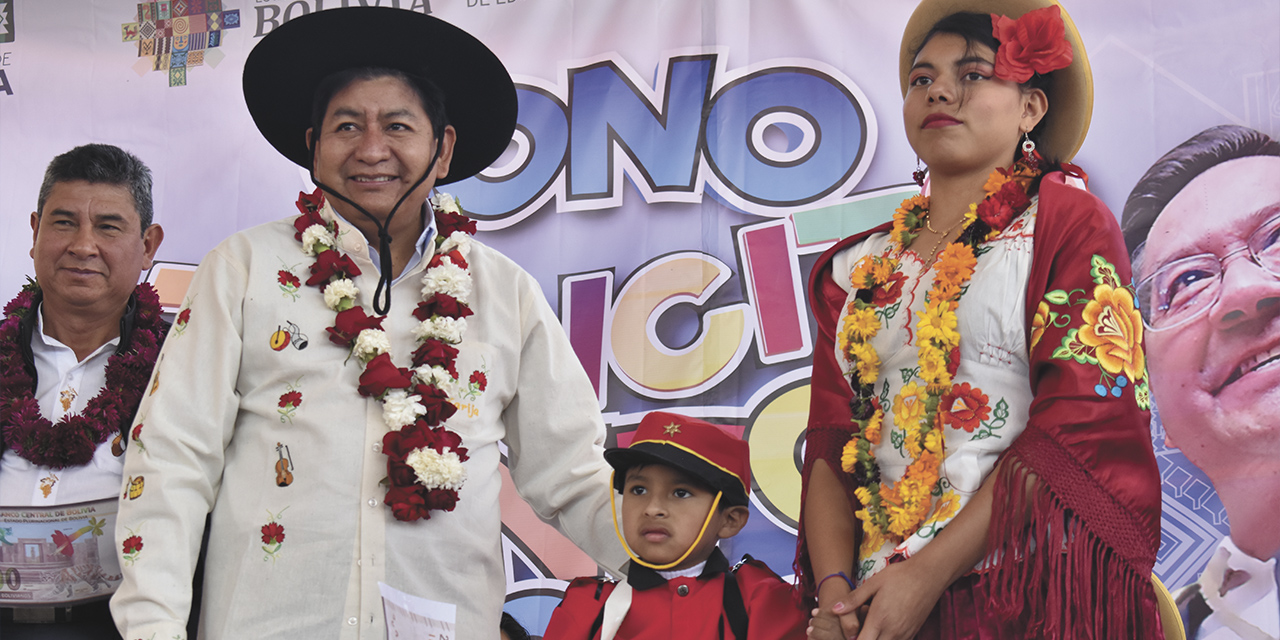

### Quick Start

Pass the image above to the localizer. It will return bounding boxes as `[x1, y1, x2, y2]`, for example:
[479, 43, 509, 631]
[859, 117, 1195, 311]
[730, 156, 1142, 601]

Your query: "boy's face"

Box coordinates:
[621, 464, 747, 570]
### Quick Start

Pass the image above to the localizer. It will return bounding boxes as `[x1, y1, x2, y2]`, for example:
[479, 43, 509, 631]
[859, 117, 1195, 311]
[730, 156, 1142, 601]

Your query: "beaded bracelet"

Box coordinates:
[818, 571, 855, 591]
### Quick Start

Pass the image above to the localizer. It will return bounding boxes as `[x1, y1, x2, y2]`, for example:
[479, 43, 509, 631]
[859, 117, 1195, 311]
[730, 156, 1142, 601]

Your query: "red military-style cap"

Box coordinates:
[605, 412, 752, 507]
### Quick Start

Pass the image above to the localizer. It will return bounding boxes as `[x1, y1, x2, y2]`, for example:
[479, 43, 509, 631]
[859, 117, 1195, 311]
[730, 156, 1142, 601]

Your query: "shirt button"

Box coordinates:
[368, 498, 378, 507]
[357, 559, 362, 566]
[373, 443, 382, 453]
[676, 584, 689, 596]
[347, 617, 358, 625]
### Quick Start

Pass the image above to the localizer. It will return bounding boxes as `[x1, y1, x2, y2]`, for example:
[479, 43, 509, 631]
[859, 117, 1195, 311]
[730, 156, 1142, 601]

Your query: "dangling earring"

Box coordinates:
[913, 157, 927, 187]
[1021, 132, 1038, 165]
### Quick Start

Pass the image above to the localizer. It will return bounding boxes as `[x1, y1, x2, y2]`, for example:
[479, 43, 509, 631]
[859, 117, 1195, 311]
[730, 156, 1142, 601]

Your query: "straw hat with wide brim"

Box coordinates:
[898, 0, 1093, 162]
[242, 7, 517, 186]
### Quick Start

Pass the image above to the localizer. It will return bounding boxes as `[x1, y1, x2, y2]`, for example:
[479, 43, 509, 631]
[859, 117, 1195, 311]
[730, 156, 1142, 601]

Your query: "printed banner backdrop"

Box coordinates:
[0, 0, 1277, 634]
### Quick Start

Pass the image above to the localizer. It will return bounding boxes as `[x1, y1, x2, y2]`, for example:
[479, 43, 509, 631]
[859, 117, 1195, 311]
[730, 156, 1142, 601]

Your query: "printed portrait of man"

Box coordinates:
[1122, 124, 1280, 640]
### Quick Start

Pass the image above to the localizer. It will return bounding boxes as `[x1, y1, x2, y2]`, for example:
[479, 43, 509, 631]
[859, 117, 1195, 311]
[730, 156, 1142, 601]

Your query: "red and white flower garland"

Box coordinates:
[293, 189, 476, 522]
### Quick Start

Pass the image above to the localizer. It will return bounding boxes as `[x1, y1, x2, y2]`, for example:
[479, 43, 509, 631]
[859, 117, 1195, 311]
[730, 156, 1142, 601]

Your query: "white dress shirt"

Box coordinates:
[1198, 536, 1280, 640]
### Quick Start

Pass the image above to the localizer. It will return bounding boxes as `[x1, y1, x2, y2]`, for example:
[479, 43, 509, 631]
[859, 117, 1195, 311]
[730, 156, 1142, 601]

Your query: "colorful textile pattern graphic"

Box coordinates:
[120, 1, 240, 87]
[0, 1, 14, 44]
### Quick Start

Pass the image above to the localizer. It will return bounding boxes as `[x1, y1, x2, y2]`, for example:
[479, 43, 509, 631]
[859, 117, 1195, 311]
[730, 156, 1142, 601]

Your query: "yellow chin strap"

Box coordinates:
[609, 470, 724, 571]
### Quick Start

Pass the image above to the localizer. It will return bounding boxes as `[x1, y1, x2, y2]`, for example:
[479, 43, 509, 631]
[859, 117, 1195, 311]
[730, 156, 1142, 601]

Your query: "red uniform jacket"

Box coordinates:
[544, 549, 807, 640]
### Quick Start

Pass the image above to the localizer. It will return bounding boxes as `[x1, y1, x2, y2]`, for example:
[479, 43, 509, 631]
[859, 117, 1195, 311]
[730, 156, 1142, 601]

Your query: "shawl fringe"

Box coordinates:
[986, 438, 1162, 640]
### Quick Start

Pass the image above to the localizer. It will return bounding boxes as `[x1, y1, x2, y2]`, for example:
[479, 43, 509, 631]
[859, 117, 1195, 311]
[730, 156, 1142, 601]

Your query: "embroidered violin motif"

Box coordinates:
[275, 443, 294, 487]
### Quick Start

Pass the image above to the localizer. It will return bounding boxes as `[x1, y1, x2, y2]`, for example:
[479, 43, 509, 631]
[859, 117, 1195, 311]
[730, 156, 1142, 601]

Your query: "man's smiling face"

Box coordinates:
[1140, 156, 1280, 473]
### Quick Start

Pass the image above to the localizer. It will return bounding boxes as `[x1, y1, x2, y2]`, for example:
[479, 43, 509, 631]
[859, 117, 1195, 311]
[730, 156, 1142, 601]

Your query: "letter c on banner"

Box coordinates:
[610, 252, 752, 399]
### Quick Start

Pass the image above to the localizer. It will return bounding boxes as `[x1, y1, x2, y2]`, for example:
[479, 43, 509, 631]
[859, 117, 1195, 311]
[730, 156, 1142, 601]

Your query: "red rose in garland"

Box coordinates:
[357, 354, 414, 398]
[990, 5, 1073, 83]
[327, 307, 385, 346]
[307, 250, 362, 289]
[411, 339, 460, 377]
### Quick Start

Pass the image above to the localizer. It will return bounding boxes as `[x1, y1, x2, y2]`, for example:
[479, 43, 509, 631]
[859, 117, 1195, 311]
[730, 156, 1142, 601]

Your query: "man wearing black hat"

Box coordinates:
[110, 8, 625, 639]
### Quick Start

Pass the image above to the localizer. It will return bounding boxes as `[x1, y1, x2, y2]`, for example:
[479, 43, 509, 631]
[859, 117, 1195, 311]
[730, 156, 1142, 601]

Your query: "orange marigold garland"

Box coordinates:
[839, 160, 1041, 549]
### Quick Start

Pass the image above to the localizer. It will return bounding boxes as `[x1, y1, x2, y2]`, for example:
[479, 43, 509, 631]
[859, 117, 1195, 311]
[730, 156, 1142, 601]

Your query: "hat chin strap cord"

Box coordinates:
[609, 470, 723, 571]
[307, 134, 444, 315]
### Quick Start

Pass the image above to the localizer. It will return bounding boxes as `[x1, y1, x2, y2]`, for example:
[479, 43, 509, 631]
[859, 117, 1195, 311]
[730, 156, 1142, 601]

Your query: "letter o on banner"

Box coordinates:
[704, 68, 871, 208]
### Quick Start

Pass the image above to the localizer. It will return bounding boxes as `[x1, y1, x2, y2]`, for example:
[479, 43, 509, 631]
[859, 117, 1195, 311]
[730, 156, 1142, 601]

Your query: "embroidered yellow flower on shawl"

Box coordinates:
[842, 306, 881, 342]
[917, 301, 959, 346]
[1030, 301, 1050, 351]
[846, 341, 881, 385]
[1078, 284, 1145, 382]
[892, 382, 926, 430]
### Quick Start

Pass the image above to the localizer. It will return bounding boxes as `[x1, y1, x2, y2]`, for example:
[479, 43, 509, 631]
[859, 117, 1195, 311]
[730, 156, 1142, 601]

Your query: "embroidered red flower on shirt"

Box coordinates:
[469, 371, 488, 392]
[870, 272, 907, 306]
[278, 391, 302, 408]
[991, 6, 1073, 83]
[277, 270, 301, 288]
[176, 308, 191, 327]
[939, 382, 991, 433]
[260, 522, 286, 545]
[122, 535, 143, 554]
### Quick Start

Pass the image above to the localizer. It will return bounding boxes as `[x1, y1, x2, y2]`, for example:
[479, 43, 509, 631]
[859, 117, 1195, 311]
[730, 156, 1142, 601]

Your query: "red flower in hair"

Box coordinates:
[990, 5, 1073, 83]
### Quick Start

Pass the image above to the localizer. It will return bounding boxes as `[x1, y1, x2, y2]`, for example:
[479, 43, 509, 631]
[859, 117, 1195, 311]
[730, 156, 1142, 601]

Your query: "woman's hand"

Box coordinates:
[828, 557, 948, 640]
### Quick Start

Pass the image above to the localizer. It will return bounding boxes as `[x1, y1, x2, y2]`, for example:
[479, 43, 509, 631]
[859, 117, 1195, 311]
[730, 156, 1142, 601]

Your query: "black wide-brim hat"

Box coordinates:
[242, 7, 517, 186]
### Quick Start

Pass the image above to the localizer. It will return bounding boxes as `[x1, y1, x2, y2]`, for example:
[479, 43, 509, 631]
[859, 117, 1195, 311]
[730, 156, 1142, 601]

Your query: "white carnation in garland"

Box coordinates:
[437, 231, 473, 259]
[420, 262, 471, 302]
[405, 447, 467, 491]
[411, 316, 467, 344]
[301, 224, 336, 256]
[413, 365, 456, 388]
[382, 389, 427, 429]
[323, 278, 359, 310]
[430, 192, 462, 215]
[352, 328, 391, 362]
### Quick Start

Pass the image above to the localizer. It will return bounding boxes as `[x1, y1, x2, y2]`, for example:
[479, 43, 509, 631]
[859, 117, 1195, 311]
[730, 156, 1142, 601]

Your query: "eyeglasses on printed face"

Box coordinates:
[1136, 212, 1280, 331]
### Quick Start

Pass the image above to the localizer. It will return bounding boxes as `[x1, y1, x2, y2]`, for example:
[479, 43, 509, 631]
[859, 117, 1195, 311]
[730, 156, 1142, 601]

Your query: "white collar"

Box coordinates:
[657, 560, 707, 581]
[1200, 536, 1279, 640]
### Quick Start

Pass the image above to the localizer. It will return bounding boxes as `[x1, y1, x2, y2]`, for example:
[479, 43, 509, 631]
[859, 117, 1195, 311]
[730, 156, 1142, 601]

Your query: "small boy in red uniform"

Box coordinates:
[543, 412, 808, 640]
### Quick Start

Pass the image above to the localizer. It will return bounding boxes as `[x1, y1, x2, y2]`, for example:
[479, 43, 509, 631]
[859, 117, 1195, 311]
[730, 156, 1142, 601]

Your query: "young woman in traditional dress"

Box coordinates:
[796, 1, 1164, 638]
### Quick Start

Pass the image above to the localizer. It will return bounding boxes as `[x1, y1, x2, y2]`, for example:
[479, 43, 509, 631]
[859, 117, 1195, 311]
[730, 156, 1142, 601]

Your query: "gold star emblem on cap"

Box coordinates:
[663, 423, 681, 436]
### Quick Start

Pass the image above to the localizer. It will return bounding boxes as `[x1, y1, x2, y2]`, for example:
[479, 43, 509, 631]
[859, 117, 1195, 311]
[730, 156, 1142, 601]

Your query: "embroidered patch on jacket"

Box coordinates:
[270, 321, 309, 351]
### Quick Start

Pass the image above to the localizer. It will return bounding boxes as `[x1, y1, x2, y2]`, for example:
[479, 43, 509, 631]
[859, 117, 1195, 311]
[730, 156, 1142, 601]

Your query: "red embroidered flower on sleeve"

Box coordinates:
[260, 522, 286, 545]
[991, 5, 1073, 83]
[469, 371, 488, 391]
[122, 535, 144, 554]
[176, 308, 191, 326]
[278, 391, 302, 408]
